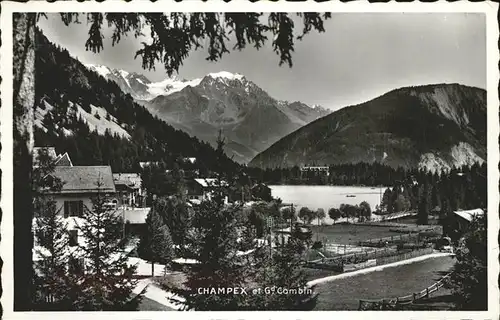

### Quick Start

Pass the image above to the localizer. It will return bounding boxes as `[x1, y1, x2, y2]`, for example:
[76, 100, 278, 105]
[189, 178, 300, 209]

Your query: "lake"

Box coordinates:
[270, 185, 385, 224]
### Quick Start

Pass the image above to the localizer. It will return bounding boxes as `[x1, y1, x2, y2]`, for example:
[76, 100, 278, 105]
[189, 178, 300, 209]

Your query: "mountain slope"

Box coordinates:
[249, 84, 486, 172]
[35, 29, 239, 174]
[87, 65, 331, 163]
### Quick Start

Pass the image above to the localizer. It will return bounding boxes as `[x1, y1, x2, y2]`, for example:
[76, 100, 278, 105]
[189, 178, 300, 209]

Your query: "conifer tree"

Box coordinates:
[167, 188, 250, 310]
[417, 183, 431, 225]
[253, 224, 318, 310]
[138, 207, 174, 276]
[449, 215, 487, 310]
[73, 178, 140, 310]
[32, 196, 73, 310]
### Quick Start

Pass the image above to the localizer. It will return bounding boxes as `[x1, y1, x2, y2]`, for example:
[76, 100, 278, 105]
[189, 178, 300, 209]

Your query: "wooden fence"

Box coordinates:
[306, 247, 434, 272]
[358, 233, 419, 247]
[358, 273, 452, 310]
[358, 232, 441, 247]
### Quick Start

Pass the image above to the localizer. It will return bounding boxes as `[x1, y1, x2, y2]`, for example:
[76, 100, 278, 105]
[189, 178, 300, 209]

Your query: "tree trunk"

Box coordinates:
[151, 262, 155, 277]
[13, 13, 36, 311]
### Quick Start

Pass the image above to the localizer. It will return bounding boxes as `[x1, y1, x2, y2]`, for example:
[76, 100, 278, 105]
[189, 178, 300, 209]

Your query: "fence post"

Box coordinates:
[426, 287, 429, 298]
[358, 300, 362, 310]
[413, 293, 417, 301]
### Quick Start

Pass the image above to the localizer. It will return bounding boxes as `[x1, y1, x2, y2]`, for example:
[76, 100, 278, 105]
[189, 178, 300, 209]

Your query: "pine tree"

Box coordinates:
[32, 196, 73, 310]
[417, 183, 431, 225]
[138, 207, 174, 276]
[449, 215, 487, 310]
[380, 188, 393, 213]
[73, 178, 140, 310]
[253, 224, 318, 310]
[166, 186, 251, 310]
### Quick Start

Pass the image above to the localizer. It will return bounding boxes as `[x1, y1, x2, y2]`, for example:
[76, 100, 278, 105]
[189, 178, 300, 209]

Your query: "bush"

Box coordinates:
[311, 241, 323, 250]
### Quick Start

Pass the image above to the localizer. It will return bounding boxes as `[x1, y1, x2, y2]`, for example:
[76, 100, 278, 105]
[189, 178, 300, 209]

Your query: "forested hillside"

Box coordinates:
[34, 29, 239, 174]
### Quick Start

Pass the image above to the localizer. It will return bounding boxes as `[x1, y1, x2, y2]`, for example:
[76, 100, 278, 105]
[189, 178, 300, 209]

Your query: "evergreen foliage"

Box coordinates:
[449, 215, 487, 310]
[138, 208, 174, 276]
[253, 224, 318, 310]
[167, 187, 250, 310]
[32, 196, 74, 310]
[72, 179, 140, 310]
[151, 195, 190, 247]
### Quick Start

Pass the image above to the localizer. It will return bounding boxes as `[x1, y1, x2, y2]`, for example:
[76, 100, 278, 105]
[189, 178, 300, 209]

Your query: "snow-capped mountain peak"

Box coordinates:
[207, 71, 244, 81]
[86, 64, 112, 78]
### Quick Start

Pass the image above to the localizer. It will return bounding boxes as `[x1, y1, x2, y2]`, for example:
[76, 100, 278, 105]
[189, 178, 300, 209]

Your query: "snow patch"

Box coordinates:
[208, 71, 244, 81]
[147, 77, 202, 99]
[86, 64, 111, 78]
[73, 102, 131, 139]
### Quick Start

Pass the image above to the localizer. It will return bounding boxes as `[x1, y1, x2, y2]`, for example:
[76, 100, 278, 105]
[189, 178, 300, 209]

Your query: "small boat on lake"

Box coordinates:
[346, 194, 356, 198]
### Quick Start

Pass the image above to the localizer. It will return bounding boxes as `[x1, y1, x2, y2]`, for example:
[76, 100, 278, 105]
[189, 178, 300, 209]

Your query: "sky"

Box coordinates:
[38, 13, 486, 111]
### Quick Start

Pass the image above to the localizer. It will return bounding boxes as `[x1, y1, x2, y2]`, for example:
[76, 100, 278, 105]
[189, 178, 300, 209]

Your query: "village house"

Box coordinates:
[186, 178, 229, 204]
[112, 173, 146, 208]
[452, 208, 485, 235]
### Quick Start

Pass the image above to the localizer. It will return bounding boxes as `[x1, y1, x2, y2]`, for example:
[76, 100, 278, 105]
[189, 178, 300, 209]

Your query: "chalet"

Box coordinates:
[453, 208, 485, 234]
[187, 178, 229, 204]
[34, 165, 117, 273]
[112, 173, 145, 208]
[42, 165, 116, 217]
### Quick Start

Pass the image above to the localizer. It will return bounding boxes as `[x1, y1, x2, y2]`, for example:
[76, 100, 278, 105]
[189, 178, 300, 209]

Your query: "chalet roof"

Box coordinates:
[54, 152, 73, 166]
[113, 173, 142, 189]
[194, 178, 228, 188]
[47, 166, 116, 194]
[454, 209, 484, 222]
[33, 147, 73, 167]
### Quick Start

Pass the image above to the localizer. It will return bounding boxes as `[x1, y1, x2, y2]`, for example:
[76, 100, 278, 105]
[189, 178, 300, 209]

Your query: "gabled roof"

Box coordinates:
[54, 152, 73, 167]
[194, 178, 228, 188]
[46, 166, 116, 194]
[454, 209, 485, 222]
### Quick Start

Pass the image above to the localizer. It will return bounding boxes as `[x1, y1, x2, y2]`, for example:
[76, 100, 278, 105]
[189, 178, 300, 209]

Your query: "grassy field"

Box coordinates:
[313, 255, 455, 310]
[310, 223, 403, 245]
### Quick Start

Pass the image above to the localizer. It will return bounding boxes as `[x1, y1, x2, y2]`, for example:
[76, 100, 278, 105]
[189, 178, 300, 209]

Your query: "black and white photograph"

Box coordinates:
[2, 1, 499, 318]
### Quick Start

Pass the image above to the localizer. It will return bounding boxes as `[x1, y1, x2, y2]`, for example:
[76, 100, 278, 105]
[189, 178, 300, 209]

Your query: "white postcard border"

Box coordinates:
[1, 1, 498, 319]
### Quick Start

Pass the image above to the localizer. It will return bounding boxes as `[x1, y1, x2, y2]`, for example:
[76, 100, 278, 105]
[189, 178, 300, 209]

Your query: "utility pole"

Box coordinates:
[266, 216, 274, 261]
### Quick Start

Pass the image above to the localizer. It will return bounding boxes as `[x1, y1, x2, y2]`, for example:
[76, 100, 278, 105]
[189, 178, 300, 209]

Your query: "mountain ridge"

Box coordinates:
[87, 64, 331, 163]
[249, 83, 486, 173]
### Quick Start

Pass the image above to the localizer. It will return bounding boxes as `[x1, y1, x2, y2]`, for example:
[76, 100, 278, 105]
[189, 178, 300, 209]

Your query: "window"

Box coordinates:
[69, 230, 78, 247]
[64, 200, 83, 218]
